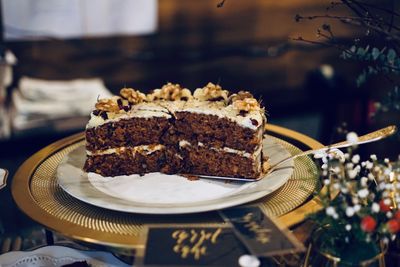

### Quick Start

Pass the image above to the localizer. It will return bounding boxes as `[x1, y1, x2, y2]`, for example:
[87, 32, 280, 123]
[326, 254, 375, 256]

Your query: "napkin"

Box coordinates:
[11, 77, 112, 132]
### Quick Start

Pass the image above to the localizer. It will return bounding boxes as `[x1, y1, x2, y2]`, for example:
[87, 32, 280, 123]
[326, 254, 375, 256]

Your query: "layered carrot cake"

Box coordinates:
[84, 82, 266, 179]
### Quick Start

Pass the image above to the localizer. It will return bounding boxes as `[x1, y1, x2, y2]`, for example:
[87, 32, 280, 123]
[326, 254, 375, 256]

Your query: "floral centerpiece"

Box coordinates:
[309, 131, 400, 264]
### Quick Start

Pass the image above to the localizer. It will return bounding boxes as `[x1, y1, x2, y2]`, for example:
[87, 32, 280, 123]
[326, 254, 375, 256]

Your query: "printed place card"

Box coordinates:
[219, 205, 304, 257]
[135, 224, 249, 267]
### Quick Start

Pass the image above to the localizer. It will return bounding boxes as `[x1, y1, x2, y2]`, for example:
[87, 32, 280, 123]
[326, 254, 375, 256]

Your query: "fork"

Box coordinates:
[197, 125, 397, 182]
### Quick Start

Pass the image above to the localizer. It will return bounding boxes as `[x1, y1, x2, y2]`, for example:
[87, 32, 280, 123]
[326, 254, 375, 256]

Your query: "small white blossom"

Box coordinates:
[326, 207, 335, 216]
[361, 161, 366, 167]
[360, 177, 368, 187]
[322, 170, 328, 176]
[346, 132, 359, 145]
[368, 173, 375, 180]
[341, 187, 349, 194]
[365, 161, 373, 169]
[385, 183, 394, 190]
[352, 155, 360, 164]
[387, 211, 393, 218]
[384, 198, 391, 205]
[323, 179, 330, 185]
[379, 182, 386, 190]
[345, 224, 352, 231]
[346, 163, 354, 169]
[333, 213, 339, 220]
[333, 183, 340, 190]
[354, 204, 361, 212]
[358, 188, 369, 198]
[372, 203, 380, 213]
[344, 153, 350, 159]
[321, 164, 328, 170]
[332, 167, 341, 174]
[383, 237, 389, 244]
[347, 169, 358, 179]
[384, 158, 390, 163]
[384, 168, 391, 176]
[382, 191, 389, 198]
[346, 207, 355, 217]
[370, 154, 377, 161]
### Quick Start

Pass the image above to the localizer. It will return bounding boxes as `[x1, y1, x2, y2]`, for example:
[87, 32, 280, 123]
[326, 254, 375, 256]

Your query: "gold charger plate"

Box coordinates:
[12, 124, 323, 248]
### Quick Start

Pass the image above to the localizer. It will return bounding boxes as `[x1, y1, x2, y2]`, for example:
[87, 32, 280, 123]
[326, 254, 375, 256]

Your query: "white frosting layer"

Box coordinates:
[86, 104, 171, 129]
[87, 99, 265, 130]
[179, 140, 262, 159]
[181, 100, 264, 130]
[87, 144, 165, 156]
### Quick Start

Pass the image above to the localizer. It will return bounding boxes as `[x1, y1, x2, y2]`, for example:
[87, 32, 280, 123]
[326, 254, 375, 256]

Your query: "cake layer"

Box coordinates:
[173, 112, 262, 153]
[84, 146, 166, 177]
[180, 144, 261, 179]
[86, 117, 170, 151]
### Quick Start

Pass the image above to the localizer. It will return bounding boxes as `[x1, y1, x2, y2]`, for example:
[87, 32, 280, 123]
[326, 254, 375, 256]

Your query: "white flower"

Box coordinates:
[326, 207, 335, 216]
[368, 173, 375, 180]
[352, 197, 359, 204]
[354, 204, 361, 212]
[346, 207, 355, 217]
[384, 158, 390, 163]
[321, 164, 328, 170]
[238, 255, 260, 267]
[382, 191, 389, 198]
[372, 203, 380, 213]
[346, 132, 358, 145]
[365, 161, 373, 169]
[333, 213, 339, 220]
[358, 189, 369, 198]
[360, 177, 368, 187]
[379, 182, 386, 190]
[385, 183, 394, 190]
[346, 163, 354, 169]
[332, 166, 342, 174]
[323, 179, 330, 185]
[352, 155, 360, 164]
[345, 224, 352, 231]
[361, 161, 366, 167]
[383, 237, 389, 244]
[384, 198, 391, 205]
[333, 183, 340, 190]
[387, 212, 393, 218]
[370, 154, 377, 161]
[347, 169, 358, 179]
[341, 187, 349, 194]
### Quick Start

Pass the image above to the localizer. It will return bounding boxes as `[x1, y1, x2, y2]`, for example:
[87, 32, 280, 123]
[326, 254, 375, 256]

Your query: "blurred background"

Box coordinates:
[0, 0, 398, 178]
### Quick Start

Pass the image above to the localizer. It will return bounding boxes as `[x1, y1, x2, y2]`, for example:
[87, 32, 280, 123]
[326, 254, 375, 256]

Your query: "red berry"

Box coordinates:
[361, 216, 377, 232]
[387, 219, 400, 234]
[379, 200, 391, 212]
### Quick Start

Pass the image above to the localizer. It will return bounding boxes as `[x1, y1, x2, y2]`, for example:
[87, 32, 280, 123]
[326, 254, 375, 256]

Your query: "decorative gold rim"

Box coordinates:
[12, 124, 324, 248]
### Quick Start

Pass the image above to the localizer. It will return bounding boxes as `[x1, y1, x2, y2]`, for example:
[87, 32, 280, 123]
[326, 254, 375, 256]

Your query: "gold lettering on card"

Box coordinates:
[241, 212, 271, 244]
[172, 228, 222, 260]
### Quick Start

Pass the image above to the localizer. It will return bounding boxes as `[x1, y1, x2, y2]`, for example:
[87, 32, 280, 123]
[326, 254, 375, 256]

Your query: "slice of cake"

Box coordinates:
[84, 82, 266, 179]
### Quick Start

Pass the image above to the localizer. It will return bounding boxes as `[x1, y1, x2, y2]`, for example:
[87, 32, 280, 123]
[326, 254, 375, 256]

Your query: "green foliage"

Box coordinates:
[341, 45, 400, 87]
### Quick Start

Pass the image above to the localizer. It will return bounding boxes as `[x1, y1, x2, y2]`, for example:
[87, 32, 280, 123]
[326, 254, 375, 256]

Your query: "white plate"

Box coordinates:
[56, 136, 294, 214]
[0, 245, 130, 267]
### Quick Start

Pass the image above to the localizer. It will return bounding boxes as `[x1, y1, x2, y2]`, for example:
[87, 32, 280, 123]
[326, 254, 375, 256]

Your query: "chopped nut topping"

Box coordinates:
[193, 82, 229, 102]
[147, 82, 193, 101]
[95, 96, 122, 113]
[120, 88, 146, 104]
[233, 98, 261, 113]
[229, 91, 254, 104]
